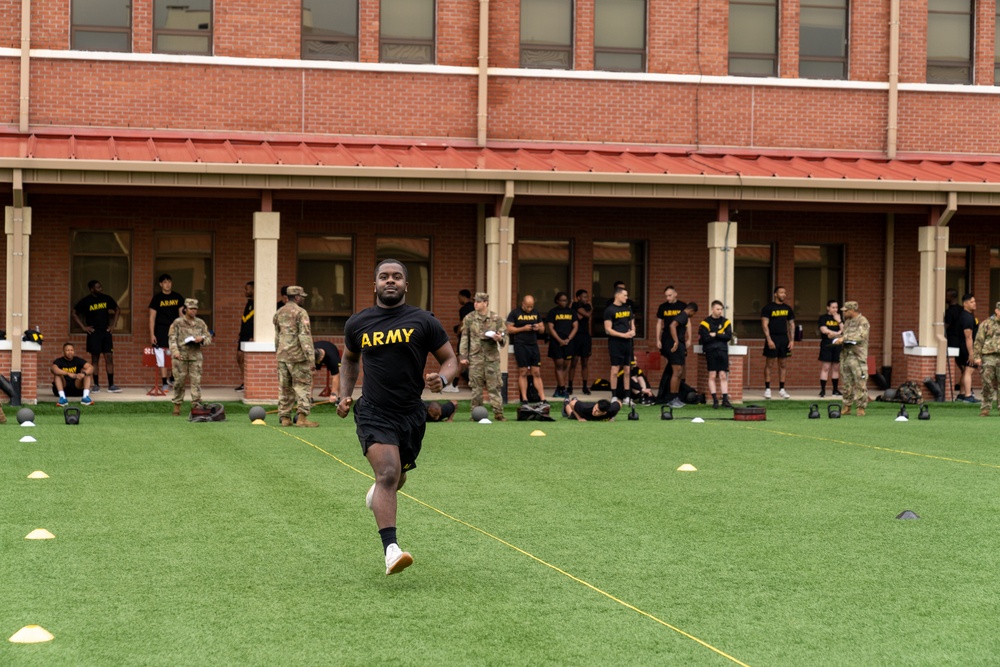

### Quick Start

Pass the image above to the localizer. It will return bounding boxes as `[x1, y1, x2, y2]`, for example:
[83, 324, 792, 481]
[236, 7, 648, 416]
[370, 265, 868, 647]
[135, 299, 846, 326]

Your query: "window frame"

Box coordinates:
[927, 0, 974, 84]
[153, 231, 215, 330]
[516, 239, 573, 318]
[153, 0, 213, 56]
[379, 0, 436, 64]
[520, 0, 575, 70]
[732, 243, 775, 339]
[375, 236, 433, 312]
[69, 230, 133, 335]
[798, 0, 849, 80]
[728, 0, 778, 77]
[591, 240, 646, 338]
[594, 0, 646, 73]
[71, 0, 132, 52]
[302, 0, 359, 61]
[947, 245, 972, 298]
[297, 234, 355, 335]
[793, 243, 845, 341]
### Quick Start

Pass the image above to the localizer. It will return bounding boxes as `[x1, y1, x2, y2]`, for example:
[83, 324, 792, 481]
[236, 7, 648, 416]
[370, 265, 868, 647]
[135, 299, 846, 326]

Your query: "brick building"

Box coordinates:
[3, 0, 1000, 403]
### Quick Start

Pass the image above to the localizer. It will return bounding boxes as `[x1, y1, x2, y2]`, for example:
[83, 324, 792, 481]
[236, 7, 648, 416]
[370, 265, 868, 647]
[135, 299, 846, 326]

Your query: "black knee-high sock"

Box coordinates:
[820, 379, 827, 392]
[832, 378, 839, 392]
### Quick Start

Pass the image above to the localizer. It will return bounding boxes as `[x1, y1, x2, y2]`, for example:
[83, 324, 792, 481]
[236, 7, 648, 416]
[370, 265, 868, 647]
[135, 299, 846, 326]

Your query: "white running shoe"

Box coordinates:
[385, 543, 413, 575]
[441, 384, 460, 393]
[365, 483, 375, 511]
[779, 388, 791, 399]
[764, 388, 772, 399]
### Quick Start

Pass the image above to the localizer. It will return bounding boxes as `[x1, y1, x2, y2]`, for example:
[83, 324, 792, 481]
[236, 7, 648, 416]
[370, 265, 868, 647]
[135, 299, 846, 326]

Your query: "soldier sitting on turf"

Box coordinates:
[425, 400, 458, 422]
[562, 396, 622, 421]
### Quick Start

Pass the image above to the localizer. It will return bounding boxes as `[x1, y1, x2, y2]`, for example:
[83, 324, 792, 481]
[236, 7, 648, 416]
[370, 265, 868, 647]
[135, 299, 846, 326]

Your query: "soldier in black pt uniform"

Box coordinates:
[148, 274, 185, 392]
[337, 259, 458, 577]
[72, 279, 121, 392]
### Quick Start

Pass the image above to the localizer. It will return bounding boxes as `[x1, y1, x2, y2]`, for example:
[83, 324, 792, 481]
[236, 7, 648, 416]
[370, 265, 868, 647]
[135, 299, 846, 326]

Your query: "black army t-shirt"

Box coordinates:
[546, 306, 577, 341]
[314, 340, 341, 373]
[572, 300, 593, 338]
[761, 302, 795, 339]
[818, 315, 841, 349]
[506, 307, 542, 345]
[604, 303, 634, 335]
[52, 355, 87, 375]
[74, 293, 118, 330]
[150, 291, 185, 331]
[344, 304, 450, 412]
[656, 300, 687, 345]
[570, 400, 622, 421]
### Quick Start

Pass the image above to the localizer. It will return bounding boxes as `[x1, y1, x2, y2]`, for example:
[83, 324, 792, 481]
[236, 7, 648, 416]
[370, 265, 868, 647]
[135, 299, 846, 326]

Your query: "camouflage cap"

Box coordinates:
[474, 292, 489, 302]
[842, 300, 859, 312]
[184, 298, 199, 308]
[286, 286, 306, 297]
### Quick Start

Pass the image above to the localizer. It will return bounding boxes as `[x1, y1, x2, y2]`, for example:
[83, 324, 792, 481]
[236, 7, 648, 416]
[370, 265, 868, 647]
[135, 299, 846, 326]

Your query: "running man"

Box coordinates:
[337, 259, 459, 576]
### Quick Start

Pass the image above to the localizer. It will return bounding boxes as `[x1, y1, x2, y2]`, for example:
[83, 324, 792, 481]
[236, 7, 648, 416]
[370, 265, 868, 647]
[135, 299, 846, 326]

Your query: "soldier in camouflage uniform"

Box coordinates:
[273, 285, 318, 427]
[831, 300, 870, 416]
[972, 301, 1000, 417]
[168, 298, 213, 416]
[459, 292, 507, 421]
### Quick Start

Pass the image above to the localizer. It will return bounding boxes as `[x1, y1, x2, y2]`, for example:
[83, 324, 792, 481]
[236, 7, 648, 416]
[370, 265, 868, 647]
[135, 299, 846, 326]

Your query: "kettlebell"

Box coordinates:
[660, 405, 673, 421]
[827, 403, 841, 419]
[64, 407, 81, 425]
[898, 405, 909, 419]
[918, 404, 930, 420]
[808, 403, 820, 419]
[628, 406, 639, 421]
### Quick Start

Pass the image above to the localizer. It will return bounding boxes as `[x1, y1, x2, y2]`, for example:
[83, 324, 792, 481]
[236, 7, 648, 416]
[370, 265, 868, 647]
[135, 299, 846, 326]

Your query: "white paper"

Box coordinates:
[184, 336, 196, 344]
[483, 330, 496, 338]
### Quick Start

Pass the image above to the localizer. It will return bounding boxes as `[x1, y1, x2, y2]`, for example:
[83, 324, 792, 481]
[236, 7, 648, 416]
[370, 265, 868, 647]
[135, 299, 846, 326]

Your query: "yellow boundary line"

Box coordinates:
[272, 425, 751, 667]
[740, 425, 1000, 470]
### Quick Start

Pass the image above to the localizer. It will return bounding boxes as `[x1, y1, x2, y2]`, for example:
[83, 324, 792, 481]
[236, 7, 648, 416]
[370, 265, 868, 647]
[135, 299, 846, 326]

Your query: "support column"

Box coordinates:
[706, 221, 737, 313]
[906, 225, 948, 400]
[4, 205, 32, 404]
[486, 216, 514, 400]
[242, 212, 280, 402]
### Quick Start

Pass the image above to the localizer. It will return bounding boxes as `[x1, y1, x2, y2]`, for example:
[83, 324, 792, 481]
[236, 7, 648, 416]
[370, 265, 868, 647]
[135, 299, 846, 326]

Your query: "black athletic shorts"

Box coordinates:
[666, 347, 687, 367]
[514, 343, 541, 368]
[571, 335, 592, 358]
[608, 338, 633, 366]
[763, 336, 790, 359]
[818, 345, 841, 363]
[86, 329, 114, 355]
[957, 346, 972, 369]
[706, 349, 729, 373]
[154, 326, 171, 349]
[52, 381, 84, 397]
[548, 342, 573, 361]
[353, 397, 425, 472]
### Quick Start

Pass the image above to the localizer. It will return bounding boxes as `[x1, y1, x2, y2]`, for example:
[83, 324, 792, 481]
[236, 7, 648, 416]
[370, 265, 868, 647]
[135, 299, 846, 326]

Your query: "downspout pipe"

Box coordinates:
[934, 193, 958, 384]
[887, 0, 900, 159]
[19, 0, 30, 133]
[476, 0, 489, 146]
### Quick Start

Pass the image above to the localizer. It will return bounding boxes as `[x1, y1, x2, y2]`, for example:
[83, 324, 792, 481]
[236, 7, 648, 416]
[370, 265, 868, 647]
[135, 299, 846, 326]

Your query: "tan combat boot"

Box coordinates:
[981, 407, 990, 417]
[172, 403, 181, 416]
[295, 415, 319, 428]
[493, 412, 507, 422]
[280, 416, 293, 427]
[841, 405, 851, 416]
[856, 407, 866, 417]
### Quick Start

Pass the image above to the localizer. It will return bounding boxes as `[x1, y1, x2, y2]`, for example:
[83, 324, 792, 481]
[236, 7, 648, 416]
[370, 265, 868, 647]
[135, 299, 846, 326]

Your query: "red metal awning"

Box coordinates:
[2, 128, 1000, 185]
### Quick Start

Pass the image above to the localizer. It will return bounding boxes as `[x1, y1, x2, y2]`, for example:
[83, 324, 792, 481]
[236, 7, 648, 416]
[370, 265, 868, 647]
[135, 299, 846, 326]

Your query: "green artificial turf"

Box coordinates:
[3, 399, 1000, 666]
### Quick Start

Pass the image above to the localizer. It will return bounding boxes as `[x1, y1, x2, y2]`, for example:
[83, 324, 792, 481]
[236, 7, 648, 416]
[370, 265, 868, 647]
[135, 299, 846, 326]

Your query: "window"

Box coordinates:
[733, 244, 773, 338]
[72, 0, 131, 52]
[927, 0, 973, 84]
[996, 7, 1000, 84]
[793, 244, 844, 340]
[303, 0, 359, 61]
[947, 246, 971, 297]
[154, 232, 214, 329]
[990, 248, 1000, 310]
[592, 241, 645, 337]
[376, 237, 431, 311]
[380, 0, 435, 64]
[521, 0, 573, 69]
[154, 0, 212, 55]
[70, 231, 132, 334]
[729, 0, 777, 76]
[799, 0, 848, 80]
[517, 240, 571, 317]
[298, 235, 354, 335]
[595, 0, 645, 72]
